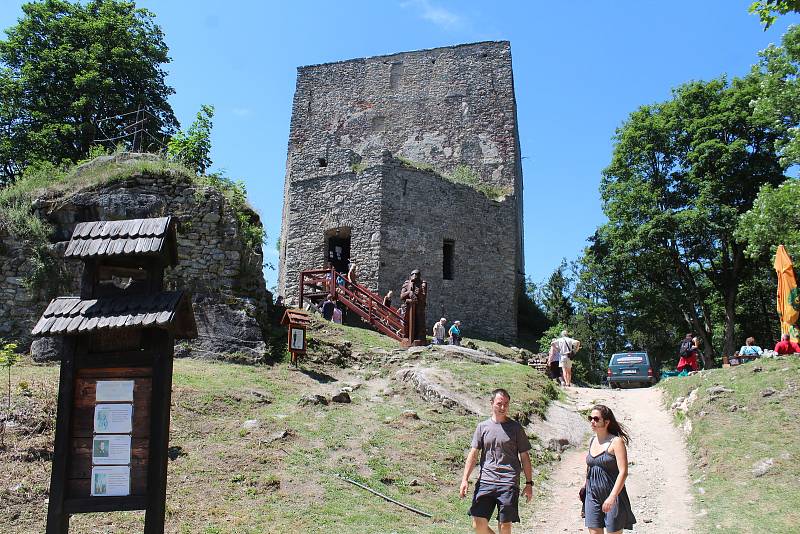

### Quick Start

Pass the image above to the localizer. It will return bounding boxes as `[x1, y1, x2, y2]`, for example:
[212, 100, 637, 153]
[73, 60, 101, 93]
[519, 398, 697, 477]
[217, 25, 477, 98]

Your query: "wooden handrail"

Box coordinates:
[299, 267, 405, 342]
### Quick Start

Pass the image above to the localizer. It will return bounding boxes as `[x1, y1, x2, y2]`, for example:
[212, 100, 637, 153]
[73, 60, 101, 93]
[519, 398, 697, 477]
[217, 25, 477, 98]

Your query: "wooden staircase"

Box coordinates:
[299, 267, 405, 342]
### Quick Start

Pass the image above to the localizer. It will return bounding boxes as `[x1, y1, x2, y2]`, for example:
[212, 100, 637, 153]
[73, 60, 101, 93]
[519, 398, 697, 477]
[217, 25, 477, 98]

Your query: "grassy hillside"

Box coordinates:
[659, 355, 800, 533]
[2, 320, 557, 533]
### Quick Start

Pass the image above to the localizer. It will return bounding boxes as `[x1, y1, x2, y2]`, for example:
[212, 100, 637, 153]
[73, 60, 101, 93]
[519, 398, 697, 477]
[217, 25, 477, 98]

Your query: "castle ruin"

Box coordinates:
[278, 41, 524, 341]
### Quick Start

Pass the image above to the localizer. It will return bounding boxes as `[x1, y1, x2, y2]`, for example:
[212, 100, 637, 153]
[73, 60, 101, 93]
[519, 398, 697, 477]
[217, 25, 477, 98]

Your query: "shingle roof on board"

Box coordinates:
[64, 217, 173, 259]
[31, 290, 196, 338]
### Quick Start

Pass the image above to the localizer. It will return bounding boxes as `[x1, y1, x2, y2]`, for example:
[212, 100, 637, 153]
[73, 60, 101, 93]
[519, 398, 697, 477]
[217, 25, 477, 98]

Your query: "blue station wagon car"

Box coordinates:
[607, 351, 657, 388]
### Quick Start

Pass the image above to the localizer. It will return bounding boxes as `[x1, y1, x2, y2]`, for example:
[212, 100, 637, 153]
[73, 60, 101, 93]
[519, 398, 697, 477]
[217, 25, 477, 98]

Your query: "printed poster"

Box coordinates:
[90, 466, 130, 497]
[290, 327, 305, 351]
[92, 434, 132, 465]
[95, 380, 134, 402]
[93, 404, 133, 434]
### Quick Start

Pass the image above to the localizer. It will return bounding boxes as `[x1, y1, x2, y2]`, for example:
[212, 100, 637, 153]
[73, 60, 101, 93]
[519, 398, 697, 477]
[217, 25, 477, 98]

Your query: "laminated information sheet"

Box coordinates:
[95, 380, 135, 402]
[92, 435, 132, 465]
[90, 466, 131, 497]
[93, 404, 133, 434]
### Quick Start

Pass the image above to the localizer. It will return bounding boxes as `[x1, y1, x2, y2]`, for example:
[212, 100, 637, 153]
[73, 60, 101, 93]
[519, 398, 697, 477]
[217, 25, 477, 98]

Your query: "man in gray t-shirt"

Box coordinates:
[459, 389, 533, 533]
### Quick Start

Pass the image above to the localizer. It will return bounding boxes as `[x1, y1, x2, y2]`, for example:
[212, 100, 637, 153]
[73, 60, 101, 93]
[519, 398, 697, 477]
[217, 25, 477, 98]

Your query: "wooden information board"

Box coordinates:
[32, 217, 196, 534]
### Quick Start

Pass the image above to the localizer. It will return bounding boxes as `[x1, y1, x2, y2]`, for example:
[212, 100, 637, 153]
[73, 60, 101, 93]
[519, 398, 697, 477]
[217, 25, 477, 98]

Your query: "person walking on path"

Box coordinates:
[459, 388, 533, 534]
[548, 340, 563, 386]
[432, 317, 447, 345]
[449, 320, 462, 346]
[583, 404, 636, 533]
[332, 304, 343, 324]
[556, 330, 580, 387]
[774, 333, 800, 355]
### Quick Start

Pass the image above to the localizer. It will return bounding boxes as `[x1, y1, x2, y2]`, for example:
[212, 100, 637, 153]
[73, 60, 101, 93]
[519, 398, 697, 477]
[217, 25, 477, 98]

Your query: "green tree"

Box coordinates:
[737, 179, 800, 260]
[752, 26, 800, 167]
[518, 277, 551, 349]
[601, 75, 787, 365]
[0, 340, 19, 411]
[540, 260, 574, 327]
[0, 0, 178, 185]
[168, 104, 214, 174]
[749, 0, 800, 29]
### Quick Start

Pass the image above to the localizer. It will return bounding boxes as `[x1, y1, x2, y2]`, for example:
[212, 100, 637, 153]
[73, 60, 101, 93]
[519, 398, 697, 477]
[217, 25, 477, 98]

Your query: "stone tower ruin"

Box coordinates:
[278, 41, 524, 341]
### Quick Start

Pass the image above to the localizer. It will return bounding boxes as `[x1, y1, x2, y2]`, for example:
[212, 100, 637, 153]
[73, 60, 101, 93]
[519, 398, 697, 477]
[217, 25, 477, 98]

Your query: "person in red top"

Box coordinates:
[774, 333, 800, 355]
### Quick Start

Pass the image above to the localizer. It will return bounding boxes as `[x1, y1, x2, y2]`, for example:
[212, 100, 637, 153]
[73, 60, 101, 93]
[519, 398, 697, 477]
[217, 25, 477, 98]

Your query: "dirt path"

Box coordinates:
[526, 386, 695, 533]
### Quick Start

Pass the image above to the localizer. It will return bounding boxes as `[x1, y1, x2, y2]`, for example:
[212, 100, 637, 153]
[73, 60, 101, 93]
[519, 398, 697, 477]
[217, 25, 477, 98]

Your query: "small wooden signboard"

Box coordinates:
[281, 309, 311, 367]
[32, 217, 196, 534]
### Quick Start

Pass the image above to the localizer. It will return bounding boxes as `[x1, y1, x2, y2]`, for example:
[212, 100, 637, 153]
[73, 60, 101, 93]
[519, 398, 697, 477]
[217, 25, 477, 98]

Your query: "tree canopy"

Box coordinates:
[593, 74, 787, 367]
[749, 0, 800, 29]
[0, 0, 178, 185]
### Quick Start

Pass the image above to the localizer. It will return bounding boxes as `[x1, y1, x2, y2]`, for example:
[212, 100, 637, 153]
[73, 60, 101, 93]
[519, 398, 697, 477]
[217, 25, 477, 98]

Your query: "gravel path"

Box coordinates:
[525, 386, 695, 533]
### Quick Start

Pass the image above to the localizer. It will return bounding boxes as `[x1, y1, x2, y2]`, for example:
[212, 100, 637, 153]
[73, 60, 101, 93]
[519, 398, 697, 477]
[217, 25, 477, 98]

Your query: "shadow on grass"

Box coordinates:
[300, 368, 337, 383]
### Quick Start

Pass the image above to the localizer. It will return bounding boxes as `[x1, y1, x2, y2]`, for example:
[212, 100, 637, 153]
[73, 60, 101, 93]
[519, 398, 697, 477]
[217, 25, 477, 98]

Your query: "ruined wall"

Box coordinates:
[279, 41, 525, 341]
[0, 162, 272, 361]
[378, 165, 518, 341]
[282, 167, 383, 296]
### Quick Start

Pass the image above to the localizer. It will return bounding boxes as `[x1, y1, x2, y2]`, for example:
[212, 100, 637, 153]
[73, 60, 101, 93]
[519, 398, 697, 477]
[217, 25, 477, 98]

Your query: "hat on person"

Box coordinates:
[455, 320, 461, 325]
[440, 317, 447, 322]
[561, 330, 569, 337]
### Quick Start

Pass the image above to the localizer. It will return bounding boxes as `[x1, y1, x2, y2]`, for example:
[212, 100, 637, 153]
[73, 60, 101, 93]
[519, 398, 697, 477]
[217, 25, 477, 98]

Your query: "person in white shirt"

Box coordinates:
[432, 317, 447, 344]
[556, 330, 580, 387]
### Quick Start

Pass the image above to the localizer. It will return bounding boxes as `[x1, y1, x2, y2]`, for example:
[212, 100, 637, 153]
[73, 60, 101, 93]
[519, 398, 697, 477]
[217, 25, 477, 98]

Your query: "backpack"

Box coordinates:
[679, 339, 693, 357]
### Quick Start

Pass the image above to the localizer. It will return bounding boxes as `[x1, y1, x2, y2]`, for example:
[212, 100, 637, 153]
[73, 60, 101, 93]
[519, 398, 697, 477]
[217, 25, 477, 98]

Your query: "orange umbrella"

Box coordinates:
[774, 245, 800, 341]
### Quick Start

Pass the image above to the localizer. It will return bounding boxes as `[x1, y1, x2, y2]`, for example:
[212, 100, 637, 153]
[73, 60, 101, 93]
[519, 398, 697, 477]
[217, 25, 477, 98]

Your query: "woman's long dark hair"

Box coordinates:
[593, 404, 630, 444]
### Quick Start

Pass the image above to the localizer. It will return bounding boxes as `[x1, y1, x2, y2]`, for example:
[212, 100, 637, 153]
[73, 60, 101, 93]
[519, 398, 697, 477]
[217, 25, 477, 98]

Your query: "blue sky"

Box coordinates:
[2, 1, 798, 291]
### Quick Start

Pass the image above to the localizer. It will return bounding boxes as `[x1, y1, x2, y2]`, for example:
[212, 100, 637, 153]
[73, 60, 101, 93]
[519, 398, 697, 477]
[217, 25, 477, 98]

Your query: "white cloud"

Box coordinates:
[401, 0, 463, 30]
[232, 107, 252, 117]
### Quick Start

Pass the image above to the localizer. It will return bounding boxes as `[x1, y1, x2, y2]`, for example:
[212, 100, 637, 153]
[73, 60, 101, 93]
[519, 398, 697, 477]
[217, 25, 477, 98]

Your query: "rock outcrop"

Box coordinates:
[0, 155, 273, 362]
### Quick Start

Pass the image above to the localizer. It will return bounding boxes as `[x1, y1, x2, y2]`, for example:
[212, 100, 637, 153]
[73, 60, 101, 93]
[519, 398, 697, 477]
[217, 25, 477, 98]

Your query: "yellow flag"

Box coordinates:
[774, 245, 800, 341]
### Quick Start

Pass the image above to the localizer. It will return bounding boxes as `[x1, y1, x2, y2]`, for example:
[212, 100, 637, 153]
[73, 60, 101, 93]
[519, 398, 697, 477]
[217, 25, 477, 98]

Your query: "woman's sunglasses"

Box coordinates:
[588, 416, 602, 423]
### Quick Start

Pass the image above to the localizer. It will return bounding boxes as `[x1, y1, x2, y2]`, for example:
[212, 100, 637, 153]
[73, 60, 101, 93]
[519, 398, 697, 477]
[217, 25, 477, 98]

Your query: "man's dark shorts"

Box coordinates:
[468, 482, 520, 523]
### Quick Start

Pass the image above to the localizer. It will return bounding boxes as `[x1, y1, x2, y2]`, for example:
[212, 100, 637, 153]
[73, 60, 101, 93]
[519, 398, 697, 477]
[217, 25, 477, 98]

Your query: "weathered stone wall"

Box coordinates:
[378, 165, 518, 341]
[279, 41, 525, 341]
[282, 167, 383, 296]
[0, 162, 272, 361]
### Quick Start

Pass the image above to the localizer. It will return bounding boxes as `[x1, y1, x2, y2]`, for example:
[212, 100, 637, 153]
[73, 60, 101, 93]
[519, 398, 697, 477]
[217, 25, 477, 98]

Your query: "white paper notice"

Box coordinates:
[92, 434, 131, 465]
[93, 404, 133, 434]
[90, 466, 130, 496]
[95, 380, 134, 402]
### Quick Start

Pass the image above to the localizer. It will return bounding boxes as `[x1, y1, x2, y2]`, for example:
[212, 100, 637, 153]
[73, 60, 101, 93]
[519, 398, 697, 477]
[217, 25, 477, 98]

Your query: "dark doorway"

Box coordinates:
[326, 228, 351, 274]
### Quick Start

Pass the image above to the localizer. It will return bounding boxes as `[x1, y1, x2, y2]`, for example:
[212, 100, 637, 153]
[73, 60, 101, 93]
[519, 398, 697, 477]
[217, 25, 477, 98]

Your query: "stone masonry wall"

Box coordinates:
[282, 167, 383, 303]
[0, 162, 272, 362]
[279, 42, 525, 341]
[379, 165, 518, 341]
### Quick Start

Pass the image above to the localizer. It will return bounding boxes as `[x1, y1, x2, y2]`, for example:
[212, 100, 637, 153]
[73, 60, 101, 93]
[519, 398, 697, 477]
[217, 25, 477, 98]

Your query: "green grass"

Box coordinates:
[394, 158, 512, 201]
[659, 355, 800, 533]
[3, 328, 558, 534]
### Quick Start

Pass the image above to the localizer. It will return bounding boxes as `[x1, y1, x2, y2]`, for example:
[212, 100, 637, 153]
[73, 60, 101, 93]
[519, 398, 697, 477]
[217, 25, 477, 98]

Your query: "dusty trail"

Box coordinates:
[526, 386, 695, 533]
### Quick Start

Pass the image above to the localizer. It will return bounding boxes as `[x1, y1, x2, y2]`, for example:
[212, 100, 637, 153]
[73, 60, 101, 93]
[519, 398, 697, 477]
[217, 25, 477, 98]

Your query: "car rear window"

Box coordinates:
[612, 354, 645, 365]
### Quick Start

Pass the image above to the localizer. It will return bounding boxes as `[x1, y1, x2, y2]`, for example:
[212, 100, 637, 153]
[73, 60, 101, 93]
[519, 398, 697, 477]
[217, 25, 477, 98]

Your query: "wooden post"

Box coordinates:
[46, 338, 78, 534]
[299, 272, 305, 308]
[144, 331, 174, 534]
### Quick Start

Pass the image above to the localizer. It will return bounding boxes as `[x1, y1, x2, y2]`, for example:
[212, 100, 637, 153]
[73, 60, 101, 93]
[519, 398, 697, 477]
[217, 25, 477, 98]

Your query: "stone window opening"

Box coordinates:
[402, 179, 408, 197]
[318, 157, 327, 168]
[443, 240, 455, 280]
